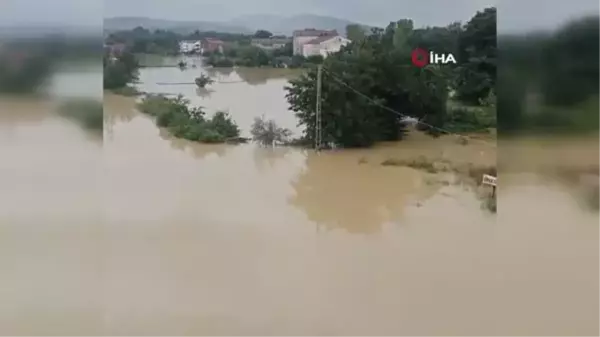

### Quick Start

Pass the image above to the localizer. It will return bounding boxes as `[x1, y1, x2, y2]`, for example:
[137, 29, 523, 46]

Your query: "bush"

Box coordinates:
[137, 94, 240, 143]
[195, 74, 214, 88]
[305, 55, 324, 64]
[445, 100, 496, 133]
[250, 115, 292, 146]
[208, 111, 240, 138]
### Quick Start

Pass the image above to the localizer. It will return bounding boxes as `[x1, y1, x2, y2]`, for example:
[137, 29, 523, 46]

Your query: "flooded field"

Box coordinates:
[0, 63, 597, 335]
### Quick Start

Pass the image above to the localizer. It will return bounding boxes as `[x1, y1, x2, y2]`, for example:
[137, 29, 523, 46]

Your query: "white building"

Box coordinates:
[292, 29, 337, 56]
[179, 40, 201, 54]
[301, 35, 351, 58]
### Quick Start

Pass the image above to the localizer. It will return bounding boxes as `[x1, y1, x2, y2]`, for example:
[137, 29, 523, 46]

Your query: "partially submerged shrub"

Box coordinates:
[250, 115, 292, 146]
[137, 94, 239, 143]
[195, 74, 214, 88]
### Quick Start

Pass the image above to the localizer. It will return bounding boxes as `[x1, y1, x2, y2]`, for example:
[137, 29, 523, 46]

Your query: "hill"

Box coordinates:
[229, 14, 363, 36]
[103, 17, 251, 34]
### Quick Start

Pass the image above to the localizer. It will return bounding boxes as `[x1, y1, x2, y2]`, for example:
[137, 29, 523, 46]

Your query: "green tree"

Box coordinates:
[497, 15, 599, 134]
[103, 50, 139, 89]
[345, 24, 366, 42]
[254, 30, 273, 39]
[286, 23, 449, 148]
[454, 7, 497, 104]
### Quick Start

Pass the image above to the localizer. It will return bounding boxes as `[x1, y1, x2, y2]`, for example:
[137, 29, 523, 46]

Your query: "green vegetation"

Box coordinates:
[195, 74, 214, 88]
[105, 27, 182, 55]
[137, 94, 240, 143]
[57, 99, 103, 132]
[498, 15, 599, 135]
[109, 85, 140, 97]
[103, 50, 140, 93]
[250, 116, 292, 146]
[286, 8, 497, 148]
[105, 27, 253, 56]
[0, 52, 52, 94]
[445, 91, 496, 133]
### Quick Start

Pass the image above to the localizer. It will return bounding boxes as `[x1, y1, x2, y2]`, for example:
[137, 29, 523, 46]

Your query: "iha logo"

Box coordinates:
[411, 48, 457, 68]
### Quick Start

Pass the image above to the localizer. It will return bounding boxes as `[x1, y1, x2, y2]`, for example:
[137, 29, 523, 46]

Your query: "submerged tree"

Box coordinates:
[250, 115, 292, 146]
[195, 74, 214, 88]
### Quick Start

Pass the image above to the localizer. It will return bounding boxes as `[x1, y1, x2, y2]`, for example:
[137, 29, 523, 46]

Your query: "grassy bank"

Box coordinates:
[137, 94, 240, 143]
[108, 86, 141, 97]
[444, 99, 497, 134]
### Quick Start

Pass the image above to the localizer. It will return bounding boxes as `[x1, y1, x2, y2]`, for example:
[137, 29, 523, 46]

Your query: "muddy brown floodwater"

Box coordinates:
[0, 78, 104, 335]
[1, 63, 598, 335]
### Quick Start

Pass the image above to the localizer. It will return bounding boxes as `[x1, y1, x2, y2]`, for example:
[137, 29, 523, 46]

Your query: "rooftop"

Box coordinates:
[305, 35, 341, 45]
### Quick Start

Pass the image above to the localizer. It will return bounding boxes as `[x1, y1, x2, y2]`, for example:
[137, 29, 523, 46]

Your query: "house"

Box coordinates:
[301, 35, 351, 58]
[251, 38, 291, 50]
[179, 40, 201, 54]
[201, 38, 224, 54]
[292, 29, 338, 56]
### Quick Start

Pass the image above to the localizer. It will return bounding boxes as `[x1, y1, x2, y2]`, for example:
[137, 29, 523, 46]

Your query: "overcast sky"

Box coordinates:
[101, 0, 496, 27]
[0, 0, 598, 32]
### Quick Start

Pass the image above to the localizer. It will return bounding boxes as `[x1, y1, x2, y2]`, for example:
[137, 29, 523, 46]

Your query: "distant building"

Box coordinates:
[179, 40, 201, 54]
[292, 29, 338, 56]
[251, 37, 291, 50]
[201, 38, 224, 54]
[301, 35, 351, 58]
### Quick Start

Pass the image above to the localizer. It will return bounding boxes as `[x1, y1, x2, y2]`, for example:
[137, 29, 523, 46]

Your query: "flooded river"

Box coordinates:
[0, 68, 104, 334]
[1, 63, 598, 335]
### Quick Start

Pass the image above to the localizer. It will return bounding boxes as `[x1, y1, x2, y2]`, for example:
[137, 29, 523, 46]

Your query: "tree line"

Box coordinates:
[498, 15, 599, 134]
[104, 27, 283, 56]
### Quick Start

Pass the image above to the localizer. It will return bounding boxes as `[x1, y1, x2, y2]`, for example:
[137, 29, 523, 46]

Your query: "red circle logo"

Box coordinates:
[411, 48, 429, 68]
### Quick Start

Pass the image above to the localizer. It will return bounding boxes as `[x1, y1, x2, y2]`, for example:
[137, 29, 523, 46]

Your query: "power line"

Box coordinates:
[320, 66, 496, 148]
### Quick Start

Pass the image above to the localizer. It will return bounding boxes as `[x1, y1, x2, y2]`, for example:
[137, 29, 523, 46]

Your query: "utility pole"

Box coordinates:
[315, 64, 323, 151]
